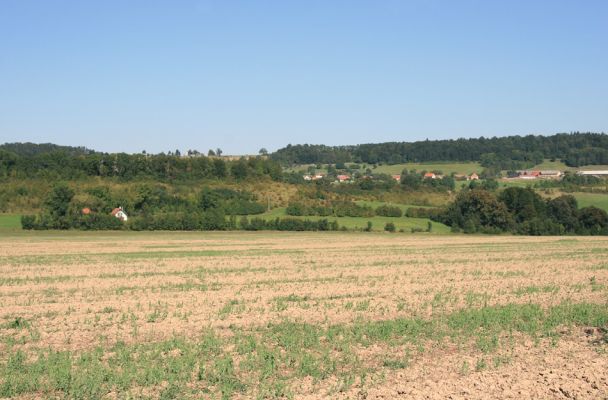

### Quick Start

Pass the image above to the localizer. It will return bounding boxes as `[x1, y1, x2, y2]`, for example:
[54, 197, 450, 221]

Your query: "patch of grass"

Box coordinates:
[3, 317, 29, 330]
[0, 302, 606, 398]
[0, 214, 21, 231]
[571, 192, 608, 213]
[218, 299, 245, 319]
[254, 207, 452, 233]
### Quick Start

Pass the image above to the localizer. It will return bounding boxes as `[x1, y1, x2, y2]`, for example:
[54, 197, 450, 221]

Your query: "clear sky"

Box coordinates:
[1, 0, 607, 154]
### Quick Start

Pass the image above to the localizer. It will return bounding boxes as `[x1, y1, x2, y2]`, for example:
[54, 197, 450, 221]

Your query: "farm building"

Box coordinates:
[517, 171, 540, 179]
[577, 170, 608, 177]
[423, 172, 436, 179]
[392, 174, 401, 181]
[468, 173, 479, 180]
[539, 170, 562, 178]
[111, 207, 128, 222]
[515, 170, 563, 179]
[336, 174, 351, 182]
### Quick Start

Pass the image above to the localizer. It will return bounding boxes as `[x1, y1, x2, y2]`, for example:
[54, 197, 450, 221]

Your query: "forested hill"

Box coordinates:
[0, 142, 95, 157]
[0, 148, 282, 181]
[271, 132, 608, 167]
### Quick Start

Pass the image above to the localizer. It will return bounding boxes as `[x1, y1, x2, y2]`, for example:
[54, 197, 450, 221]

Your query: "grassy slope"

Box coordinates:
[0, 214, 21, 232]
[373, 162, 481, 175]
[255, 207, 451, 233]
[572, 192, 608, 211]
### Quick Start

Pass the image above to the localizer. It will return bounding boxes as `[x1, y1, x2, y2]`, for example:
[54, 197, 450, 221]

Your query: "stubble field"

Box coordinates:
[0, 232, 607, 399]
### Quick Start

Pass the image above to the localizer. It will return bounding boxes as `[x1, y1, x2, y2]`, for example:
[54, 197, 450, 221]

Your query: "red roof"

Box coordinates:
[111, 208, 121, 216]
[424, 172, 435, 178]
[82, 207, 91, 215]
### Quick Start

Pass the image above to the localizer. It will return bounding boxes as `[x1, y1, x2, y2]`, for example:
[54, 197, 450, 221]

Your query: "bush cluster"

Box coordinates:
[239, 217, 339, 231]
[438, 187, 608, 235]
[285, 201, 374, 218]
[375, 205, 403, 217]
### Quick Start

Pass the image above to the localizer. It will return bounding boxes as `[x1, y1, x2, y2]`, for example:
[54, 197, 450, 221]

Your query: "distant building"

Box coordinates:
[539, 170, 562, 179]
[392, 174, 401, 181]
[81, 207, 91, 215]
[515, 170, 563, 179]
[517, 171, 540, 179]
[111, 207, 128, 222]
[577, 170, 608, 177]
[468, 173, 480, 181]
[303, 174, 312, 181]
[424, 172, 436, 179]
[337, 174, 351, 182]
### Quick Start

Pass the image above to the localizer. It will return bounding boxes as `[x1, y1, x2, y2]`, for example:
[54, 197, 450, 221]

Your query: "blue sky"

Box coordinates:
[1, 0, 606, 154]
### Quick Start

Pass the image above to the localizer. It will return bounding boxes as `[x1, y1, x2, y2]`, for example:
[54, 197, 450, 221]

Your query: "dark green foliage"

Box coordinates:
[442, 189, 513, 233]
[405, 207, 444, 219]
[199, 187, 265, 215]
[286, 201, 373, 218]
[239, 217, 339, 231]
[499, 187, 548, 223]
[548, 195, 580, 232]
[45, 184, 74, 219]
[0, 146, 282, 181]
[20, 215, 36, 230]
[201, 209, 227, 230]
[375, 205, 403, 217]
[578, 206, 608, 234]
[272, 133, 608, 167]
[384, 222, 396, 232]
[440, 187, 608, 235]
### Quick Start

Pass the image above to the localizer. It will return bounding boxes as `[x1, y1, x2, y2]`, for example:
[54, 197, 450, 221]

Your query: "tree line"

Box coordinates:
[272, 132, 608, 167]
[436, 187, 608, 235]
[20, 184, 341, 232]
[0, 149, 282, 181]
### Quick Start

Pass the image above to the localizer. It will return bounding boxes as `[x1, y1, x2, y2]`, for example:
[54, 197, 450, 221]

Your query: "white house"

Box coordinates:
[111, 207, 128, 222]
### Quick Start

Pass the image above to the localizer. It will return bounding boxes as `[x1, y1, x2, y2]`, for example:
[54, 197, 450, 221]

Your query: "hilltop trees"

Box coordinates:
[0, 147, 283, 182]
[271, 133, 608, 167]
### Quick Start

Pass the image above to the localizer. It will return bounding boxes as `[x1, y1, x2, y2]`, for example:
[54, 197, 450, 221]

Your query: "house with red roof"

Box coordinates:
[111, 207, 128, 222]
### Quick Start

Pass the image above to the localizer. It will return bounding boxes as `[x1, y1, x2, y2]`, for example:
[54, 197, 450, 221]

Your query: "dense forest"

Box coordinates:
[271, 132, 608, 168]
[0, 145, 282, 181]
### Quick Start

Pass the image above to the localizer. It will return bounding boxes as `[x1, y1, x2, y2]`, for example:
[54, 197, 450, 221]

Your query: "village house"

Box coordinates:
[336, 174, 351, 183]
[303, 174, 312, 181]
[468, 173, 479, 181]
[423, 172, 436, 179]
[392, 174, 401, 181]
[111, 207, 128, 222]
[312, 173, 326, 181]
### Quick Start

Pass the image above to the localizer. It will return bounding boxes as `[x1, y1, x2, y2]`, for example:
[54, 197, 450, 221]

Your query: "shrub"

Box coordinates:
[20, 215, 36, 230]
[384, 222, 396, 232]
[375, 205, 403, 217]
